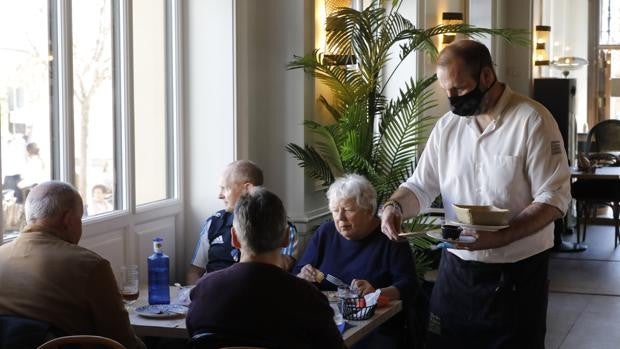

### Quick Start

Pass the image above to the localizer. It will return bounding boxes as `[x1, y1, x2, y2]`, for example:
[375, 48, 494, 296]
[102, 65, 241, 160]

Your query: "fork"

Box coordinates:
[326, 274, 349, 289]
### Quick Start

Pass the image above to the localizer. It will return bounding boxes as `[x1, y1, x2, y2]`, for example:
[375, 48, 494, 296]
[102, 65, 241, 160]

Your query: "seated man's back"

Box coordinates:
[187, 262, 343, 349]
[187, 187, 344, 349]
[0, 181, 143, 349]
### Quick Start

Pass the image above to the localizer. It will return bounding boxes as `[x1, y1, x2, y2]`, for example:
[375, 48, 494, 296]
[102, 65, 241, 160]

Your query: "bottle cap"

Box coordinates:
[153, 237, 163, 253]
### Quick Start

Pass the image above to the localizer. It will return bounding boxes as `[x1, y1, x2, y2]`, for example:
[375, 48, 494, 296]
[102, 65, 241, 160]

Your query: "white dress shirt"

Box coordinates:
[402, 86, 571, 263]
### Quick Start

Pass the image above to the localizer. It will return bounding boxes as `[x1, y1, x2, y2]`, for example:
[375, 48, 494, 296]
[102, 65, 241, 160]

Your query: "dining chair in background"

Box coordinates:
[571, 120, 620, 248]
[36, 335, 126, 349]
[584, 119, 620, 166]
[571, 178, 620, 247]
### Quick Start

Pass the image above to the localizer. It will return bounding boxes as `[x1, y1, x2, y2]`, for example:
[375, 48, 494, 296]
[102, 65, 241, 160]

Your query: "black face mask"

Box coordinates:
[448, 78, 496, 117]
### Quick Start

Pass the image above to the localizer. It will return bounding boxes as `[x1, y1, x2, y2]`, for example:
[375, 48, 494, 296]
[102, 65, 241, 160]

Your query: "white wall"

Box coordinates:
[498, 0, 532, 96]
[236, 0, 331, 240]
[183, 0, 236, 268]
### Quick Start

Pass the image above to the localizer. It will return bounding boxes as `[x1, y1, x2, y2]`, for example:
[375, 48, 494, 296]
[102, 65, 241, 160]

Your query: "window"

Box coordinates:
[0, 0, 181, 241]
[599, 0, 620, 120]
[133, 0, 169, 205]
[72, 0, 115, 216]
[0, 0, 51, 239]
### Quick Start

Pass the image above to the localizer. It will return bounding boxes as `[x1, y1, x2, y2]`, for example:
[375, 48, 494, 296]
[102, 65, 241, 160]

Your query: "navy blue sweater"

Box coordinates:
[293, 220, 417, 302]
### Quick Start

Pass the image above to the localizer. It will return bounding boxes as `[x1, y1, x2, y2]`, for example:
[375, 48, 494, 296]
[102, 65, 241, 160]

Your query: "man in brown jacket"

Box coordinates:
[0, 181, 144, 349]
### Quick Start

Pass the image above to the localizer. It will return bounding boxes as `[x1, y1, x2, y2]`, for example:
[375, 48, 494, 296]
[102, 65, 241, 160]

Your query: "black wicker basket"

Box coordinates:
[338, 297, 376, 320]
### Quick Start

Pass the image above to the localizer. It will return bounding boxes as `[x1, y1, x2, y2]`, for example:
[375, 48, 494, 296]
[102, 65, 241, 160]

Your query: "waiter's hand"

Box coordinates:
[380, 205, 403, 241]
[453, 228, 512, 250]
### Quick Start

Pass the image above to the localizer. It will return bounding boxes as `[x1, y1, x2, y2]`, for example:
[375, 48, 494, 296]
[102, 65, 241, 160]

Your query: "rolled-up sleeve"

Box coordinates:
[526, 113, 571, 215]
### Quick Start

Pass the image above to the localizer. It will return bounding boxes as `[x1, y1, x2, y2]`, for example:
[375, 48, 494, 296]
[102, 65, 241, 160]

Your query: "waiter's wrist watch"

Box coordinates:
[383, 199, 402, 213]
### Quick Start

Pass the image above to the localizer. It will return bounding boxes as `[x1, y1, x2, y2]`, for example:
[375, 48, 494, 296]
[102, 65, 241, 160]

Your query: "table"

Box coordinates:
[129, 286, 402, 346]
[571, 166, 620, 180]
[340, 298, 402, 347]
[570, 166, 620, 247]
[554, 167, 620, 252]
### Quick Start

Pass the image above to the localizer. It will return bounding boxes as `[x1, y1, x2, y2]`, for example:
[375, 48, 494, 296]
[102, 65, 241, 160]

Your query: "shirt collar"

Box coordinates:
[486, 84, 513, 125]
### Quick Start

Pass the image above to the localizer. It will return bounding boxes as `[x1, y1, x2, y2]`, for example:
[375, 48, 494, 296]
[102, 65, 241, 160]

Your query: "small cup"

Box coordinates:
[441, 224, 462, 240]
[119, 265, 140, 305]
[337, 286, 353, 299]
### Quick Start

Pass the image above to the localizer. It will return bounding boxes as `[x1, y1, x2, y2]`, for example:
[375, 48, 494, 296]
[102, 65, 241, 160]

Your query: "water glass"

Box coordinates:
[120, 265, 140, 305]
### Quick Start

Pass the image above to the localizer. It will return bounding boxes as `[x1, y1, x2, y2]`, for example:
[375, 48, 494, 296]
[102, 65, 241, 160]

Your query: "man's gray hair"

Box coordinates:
[25, 181, 80, 224]
[233, 187, 288, 254]
[326, 174, 377, 213]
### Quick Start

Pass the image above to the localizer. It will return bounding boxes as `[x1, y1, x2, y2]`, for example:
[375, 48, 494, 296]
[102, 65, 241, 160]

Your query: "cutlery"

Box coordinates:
[326, 274, 349, 289]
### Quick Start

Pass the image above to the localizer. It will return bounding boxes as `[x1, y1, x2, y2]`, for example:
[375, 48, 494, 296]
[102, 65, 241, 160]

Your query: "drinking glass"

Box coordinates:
[119, 265, 140, 305]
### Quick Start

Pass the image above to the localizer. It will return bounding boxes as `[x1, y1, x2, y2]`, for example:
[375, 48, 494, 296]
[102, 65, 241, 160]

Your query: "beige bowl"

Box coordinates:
[452, 204, 510, 226]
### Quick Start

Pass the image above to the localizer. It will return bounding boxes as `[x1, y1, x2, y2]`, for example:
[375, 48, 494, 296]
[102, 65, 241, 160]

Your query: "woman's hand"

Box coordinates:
[351, 279, 375, 296]
[296, 264, 324, 283]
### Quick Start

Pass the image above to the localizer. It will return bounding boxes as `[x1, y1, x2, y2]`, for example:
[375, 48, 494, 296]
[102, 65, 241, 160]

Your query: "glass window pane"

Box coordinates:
[600, 0, 620, 45]
[0, 0, 51, 238]
[609, 51, 620, 119]
[72, 0, 115, 216]
[133, 0, 168, 205]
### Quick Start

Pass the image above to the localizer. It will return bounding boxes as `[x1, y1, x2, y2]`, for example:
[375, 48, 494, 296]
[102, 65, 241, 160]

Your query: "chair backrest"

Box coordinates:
[190, 332, 274, 349]
[585, 119, 620, 154]
[36, 335, 126, 349]
[0, 315, 55, 349]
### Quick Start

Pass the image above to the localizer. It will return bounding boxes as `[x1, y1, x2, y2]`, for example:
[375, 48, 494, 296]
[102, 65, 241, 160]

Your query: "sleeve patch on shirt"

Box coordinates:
[551, 141, 562, 155]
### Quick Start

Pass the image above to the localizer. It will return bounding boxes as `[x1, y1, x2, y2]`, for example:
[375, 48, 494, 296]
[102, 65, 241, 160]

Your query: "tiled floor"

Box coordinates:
[546, 224, 620, 349]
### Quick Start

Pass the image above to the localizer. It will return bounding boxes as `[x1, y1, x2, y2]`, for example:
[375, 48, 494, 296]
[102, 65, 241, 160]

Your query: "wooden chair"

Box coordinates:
[572, 178, 620, 247]
[572, 120, 620, 247]
[190, 332, 274, 349]
[584, 119, 620, 166]
[37, 335, 126, 349]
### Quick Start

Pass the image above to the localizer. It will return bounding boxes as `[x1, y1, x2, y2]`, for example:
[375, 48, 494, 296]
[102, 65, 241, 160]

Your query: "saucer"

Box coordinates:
[135, 304, 188, 318]
[426, 230, 476, 244]
[446, 221, 509, 231]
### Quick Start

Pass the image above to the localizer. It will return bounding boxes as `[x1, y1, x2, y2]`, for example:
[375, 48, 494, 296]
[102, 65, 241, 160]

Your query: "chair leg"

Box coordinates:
[575, 201, 582, 244]
[582, 203, 590, 243]
[613, 201, 620, 248]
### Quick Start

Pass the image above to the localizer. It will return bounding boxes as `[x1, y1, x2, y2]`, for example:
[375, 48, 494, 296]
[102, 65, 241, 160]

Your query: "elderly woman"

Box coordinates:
[293, 174, 416, 301]
[293, 174, 416, 348]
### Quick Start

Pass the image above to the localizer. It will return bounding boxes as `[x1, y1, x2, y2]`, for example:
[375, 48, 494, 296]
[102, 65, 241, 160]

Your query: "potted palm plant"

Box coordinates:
[286, 0, 527, 277]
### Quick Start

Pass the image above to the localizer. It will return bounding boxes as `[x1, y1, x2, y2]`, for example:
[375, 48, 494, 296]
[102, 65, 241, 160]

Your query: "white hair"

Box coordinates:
[326, 174, 377, 213]
[25, 181, 80, 224]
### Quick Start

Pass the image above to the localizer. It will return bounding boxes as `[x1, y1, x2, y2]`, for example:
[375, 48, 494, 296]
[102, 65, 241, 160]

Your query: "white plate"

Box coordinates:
[446, 221, 509, 231]
[134, 304, 188, 319]
[426, 230, 476, 244]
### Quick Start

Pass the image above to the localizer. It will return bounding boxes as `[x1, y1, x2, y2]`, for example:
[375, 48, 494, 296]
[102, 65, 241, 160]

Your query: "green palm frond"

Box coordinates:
[285, 143, 334, 186]
[302, 121, 345, 177]
[400, 24, 530, 61]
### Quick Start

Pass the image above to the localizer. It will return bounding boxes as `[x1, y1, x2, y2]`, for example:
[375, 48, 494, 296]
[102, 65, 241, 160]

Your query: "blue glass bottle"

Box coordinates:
[148, 237, 170, 305]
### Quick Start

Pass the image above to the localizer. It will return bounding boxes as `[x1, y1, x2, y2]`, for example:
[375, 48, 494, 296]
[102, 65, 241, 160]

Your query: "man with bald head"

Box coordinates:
[0, 181, 144, 349]
[187, 160, 298, 284]
[380, 40, 570, 348]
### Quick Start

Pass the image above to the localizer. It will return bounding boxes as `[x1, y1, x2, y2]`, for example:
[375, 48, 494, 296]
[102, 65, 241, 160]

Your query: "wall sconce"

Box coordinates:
[534, 25, 551, 66]
[323, 0, 356, 66]
[442, 12, 464, 45]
